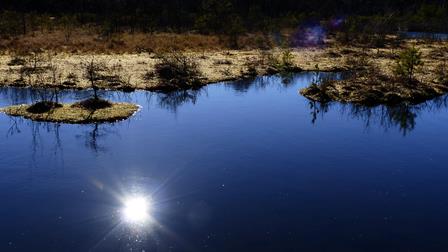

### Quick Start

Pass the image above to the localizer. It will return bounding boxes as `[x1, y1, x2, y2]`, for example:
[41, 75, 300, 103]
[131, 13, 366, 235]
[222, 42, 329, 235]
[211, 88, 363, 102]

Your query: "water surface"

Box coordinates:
[401, 31, 448, 40]
[1, 73, 448, 252]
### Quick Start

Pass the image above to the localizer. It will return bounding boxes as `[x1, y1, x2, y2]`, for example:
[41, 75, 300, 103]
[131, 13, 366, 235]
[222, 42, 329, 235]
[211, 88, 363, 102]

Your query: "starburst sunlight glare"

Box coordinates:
[122, 196, 152, 223]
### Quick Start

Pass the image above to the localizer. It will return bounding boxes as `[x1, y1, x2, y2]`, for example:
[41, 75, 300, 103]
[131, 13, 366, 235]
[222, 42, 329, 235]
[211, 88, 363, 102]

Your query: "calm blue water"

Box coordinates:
[401, 31, 448, 40]
[1, 73, 448, 252]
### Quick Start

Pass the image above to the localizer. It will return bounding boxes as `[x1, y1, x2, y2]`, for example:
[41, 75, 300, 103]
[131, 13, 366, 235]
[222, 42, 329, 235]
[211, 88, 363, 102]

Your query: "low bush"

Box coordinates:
[26, 101, 62, 114]
[72, 98, 112, 110]
[154, 52, 202, 89]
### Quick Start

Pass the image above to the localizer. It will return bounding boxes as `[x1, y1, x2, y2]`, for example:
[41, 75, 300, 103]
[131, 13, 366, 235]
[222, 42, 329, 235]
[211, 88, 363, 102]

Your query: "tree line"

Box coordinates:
[1, 0, 447, 37]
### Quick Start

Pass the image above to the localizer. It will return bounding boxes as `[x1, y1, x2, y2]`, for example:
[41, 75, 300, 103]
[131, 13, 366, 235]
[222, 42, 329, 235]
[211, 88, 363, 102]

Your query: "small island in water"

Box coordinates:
[1, 98, 139, 124]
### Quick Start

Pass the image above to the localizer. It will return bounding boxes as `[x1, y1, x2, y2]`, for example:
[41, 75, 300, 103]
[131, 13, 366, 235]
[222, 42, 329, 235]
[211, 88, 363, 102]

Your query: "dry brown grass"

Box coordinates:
[0, 29, 274, 54]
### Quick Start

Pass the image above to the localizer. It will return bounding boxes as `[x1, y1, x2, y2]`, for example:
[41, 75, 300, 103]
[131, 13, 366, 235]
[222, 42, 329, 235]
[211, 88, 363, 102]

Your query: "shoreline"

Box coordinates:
[0, 38, 447, 104]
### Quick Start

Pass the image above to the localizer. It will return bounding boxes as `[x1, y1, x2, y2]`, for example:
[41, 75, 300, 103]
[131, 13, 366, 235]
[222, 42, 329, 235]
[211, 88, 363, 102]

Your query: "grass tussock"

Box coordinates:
[26, 101, 62, 113]
[72, 98, 112, 110]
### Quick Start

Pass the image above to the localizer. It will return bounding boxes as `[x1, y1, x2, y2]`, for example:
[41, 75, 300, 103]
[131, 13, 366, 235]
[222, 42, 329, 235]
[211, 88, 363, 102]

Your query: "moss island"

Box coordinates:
[1, 98, 139, 124]
[300, 45, 448, 105]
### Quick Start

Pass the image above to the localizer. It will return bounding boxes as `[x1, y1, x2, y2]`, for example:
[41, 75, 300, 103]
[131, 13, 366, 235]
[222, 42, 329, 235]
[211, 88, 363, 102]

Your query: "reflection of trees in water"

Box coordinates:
[77, 123, 119, 154]
[6, 117, 22, 136]
[147, 89, 205, 113]
[307, 95, 448, 136]
[0, 88, 42, 104]
[225, 76, 278, 93]
[5, 118, 64, 170]
[0, 86, 117, 105]
[6, 115, 120, 158]
[1, 86, 128, 156]
[225, 73, 339, 93]
[308, 101, 330, 125]
[346, 104, 417, 136]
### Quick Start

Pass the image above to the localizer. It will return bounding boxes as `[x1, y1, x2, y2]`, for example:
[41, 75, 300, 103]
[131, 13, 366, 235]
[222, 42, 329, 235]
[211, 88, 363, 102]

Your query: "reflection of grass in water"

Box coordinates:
[1, 100, 138, 124]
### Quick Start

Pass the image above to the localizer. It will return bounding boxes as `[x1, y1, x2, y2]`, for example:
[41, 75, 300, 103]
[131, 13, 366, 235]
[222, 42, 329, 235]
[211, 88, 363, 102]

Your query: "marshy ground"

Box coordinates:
[0, 32, 447, 107]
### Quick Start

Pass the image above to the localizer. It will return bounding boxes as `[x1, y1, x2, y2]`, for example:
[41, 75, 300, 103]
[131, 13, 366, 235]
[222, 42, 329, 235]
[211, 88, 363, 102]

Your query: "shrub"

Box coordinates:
[154, 52, 202, 89]
[82, 59, 106, 99]
[393, 47, 423, 84]
[19, 51, 48, 77]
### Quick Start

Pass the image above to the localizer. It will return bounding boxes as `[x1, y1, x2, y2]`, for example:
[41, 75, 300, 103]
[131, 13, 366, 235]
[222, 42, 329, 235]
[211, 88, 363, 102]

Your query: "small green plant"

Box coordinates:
[268, 48, 299, 74]
[394, 47, 424, 84]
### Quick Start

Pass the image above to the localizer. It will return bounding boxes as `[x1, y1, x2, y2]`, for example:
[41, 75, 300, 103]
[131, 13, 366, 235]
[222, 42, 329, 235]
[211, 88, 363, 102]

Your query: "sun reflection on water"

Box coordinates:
[122, 196, 152, 224]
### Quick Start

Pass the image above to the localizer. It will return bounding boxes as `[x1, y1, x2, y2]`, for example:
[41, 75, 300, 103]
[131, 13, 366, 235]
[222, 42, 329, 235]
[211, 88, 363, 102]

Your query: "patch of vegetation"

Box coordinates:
[393, 47, 424, 84]
[82, 59, 106, 99]
[7, 55, 26, 66]
[435, 61, 448, 85]
[334, 15, 393, 48]
[16, 51, 52, 86]
[344, 53, 371, 71]
[301, 72, 448, 106]
[240, 56, 260, 78]
[72, 98, 112, 110]
[267, 49, 301, 74]
[154, 52, 203, 90]
[26, 101, 62, 114]
[300, 67, 335, 103]
[300, 49, 447, 106]
[63, 72, 78, 86]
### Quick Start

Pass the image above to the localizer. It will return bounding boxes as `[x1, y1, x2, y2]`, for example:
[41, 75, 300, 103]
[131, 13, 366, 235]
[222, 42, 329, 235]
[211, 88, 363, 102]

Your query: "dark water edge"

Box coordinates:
[1, 73, 448, 252]
[401, 31, 448, 40]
